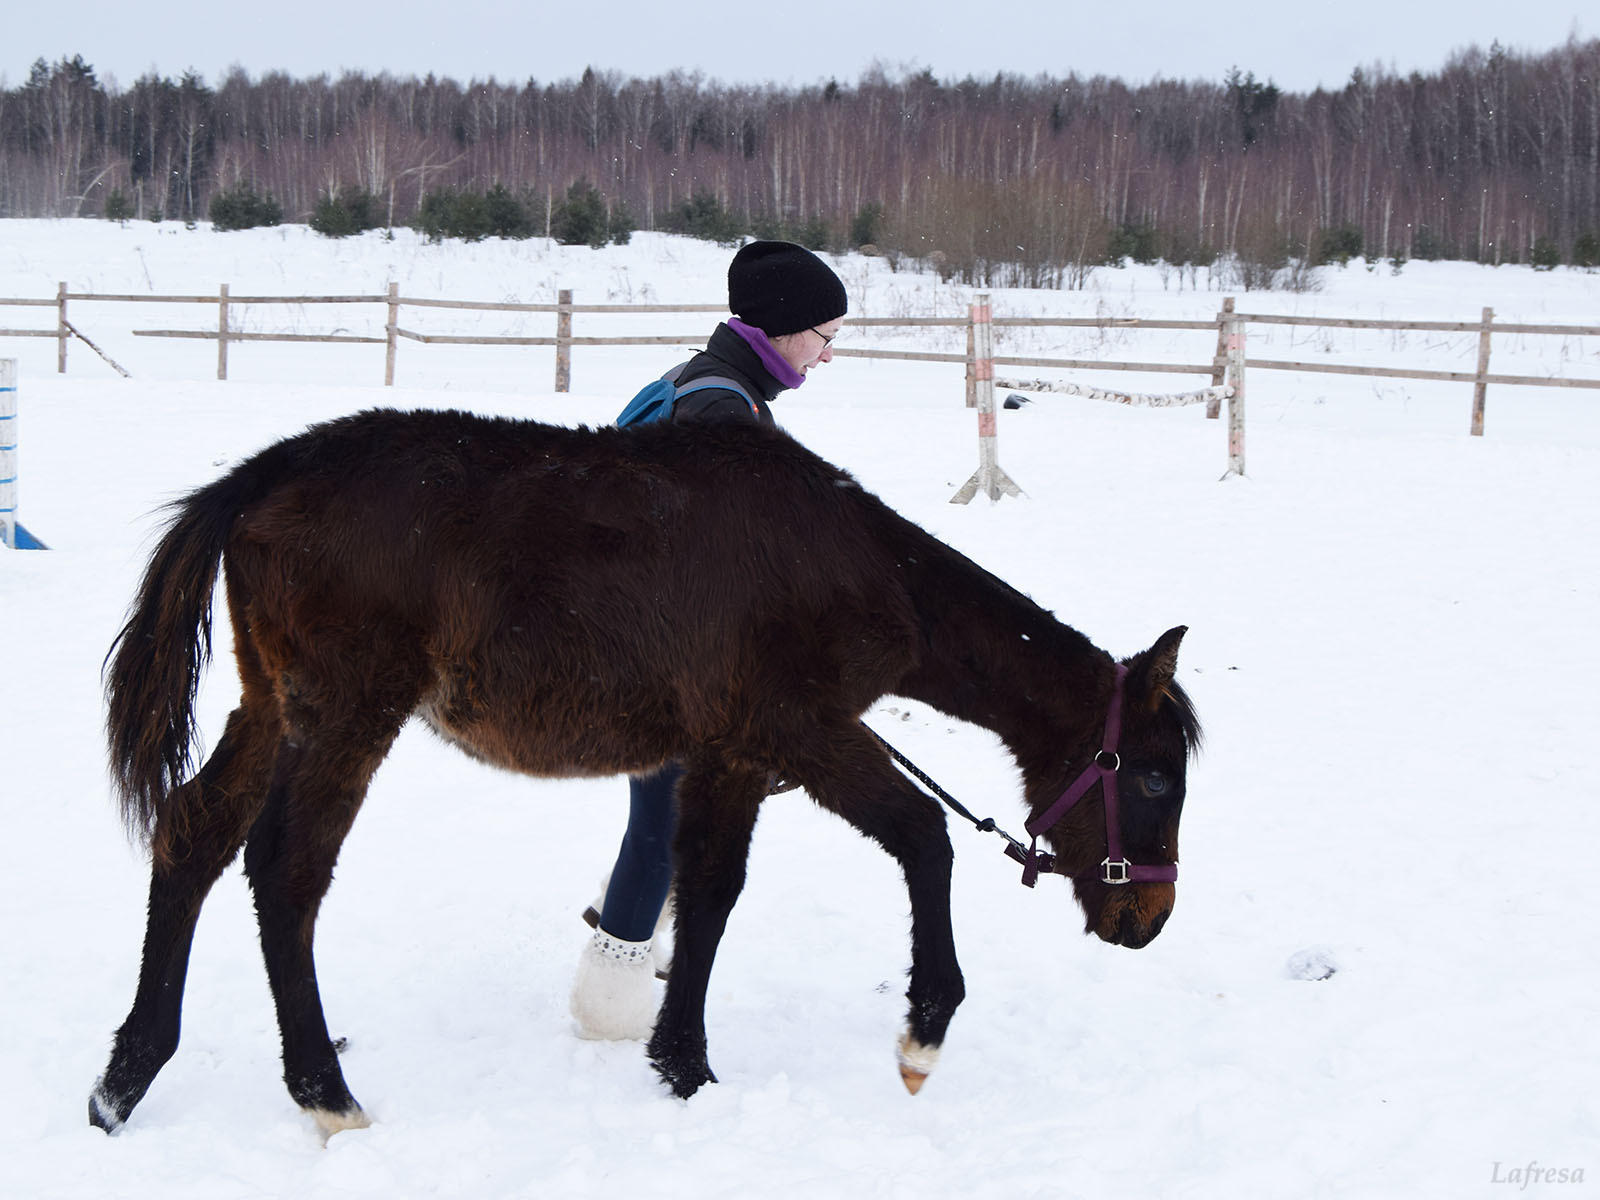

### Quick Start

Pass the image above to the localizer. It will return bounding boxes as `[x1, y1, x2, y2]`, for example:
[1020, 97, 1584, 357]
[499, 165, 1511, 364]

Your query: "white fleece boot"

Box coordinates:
[570, 929, 659, 1041]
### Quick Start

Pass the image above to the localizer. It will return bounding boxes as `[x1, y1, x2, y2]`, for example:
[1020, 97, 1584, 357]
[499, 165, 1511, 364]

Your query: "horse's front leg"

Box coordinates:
[794, 726, 966, 1094]
[893, 812, 964, 1092]
[646, 757, 766, 1098]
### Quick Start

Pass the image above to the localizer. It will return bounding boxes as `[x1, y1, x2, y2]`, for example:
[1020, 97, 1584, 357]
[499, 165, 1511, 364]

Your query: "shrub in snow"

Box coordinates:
[209, 184, 283, 232]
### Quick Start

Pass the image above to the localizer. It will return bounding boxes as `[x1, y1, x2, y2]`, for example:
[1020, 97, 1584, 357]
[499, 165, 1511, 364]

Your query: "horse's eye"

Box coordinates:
[1141, 772, 1170, 797]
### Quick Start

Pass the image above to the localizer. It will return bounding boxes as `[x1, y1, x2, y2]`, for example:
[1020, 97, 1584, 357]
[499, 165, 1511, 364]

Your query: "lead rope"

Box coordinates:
[861, 723, 1054, 885]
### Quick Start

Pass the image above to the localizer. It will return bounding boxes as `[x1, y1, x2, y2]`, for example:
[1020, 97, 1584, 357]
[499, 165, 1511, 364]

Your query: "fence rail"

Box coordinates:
[3, 283, 1597, 466]
[1236, 311, 1600, 337]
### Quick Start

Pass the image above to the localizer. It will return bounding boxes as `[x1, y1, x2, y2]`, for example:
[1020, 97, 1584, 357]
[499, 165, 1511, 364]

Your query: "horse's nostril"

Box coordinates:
[1118, 907, 1141, 945]
[1111, 902, 1170, 949]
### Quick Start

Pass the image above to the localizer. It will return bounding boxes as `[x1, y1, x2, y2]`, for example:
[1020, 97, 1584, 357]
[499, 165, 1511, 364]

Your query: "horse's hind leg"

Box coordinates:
[243, 701, 412, 1138]
[90, 703, 279, 1132]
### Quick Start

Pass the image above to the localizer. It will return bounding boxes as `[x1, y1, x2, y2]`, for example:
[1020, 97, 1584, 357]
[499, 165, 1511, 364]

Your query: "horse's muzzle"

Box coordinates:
[1092, 883, 1174, 948]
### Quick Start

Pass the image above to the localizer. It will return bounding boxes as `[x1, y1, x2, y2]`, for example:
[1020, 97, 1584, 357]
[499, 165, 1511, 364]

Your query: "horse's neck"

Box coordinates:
[891, 537, 1104, 756]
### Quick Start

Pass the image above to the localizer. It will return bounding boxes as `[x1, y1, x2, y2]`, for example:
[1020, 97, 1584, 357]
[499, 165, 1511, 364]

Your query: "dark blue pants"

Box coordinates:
[598, 761, 682, 943]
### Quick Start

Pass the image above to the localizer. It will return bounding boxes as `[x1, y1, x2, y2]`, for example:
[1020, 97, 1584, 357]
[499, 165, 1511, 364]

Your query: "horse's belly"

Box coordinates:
[413, 692, 667, 780]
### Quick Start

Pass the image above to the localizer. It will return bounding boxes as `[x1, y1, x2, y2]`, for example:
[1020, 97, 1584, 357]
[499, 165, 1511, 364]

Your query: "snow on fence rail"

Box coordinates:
[3, 285, 1598, 476]
[993, 379, 1233, 409]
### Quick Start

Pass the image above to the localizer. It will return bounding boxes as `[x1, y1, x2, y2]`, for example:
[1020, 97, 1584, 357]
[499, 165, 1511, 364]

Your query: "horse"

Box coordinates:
[89, 408, 1201, 1137]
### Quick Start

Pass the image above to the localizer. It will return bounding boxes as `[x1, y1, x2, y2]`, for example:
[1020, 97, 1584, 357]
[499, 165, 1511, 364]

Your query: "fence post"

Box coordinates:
[1208, 296, 1234, 419]
[964, 315, 976, 408]
[1471, 306, 1493, 436]
[1223, 312, 1246, 478]
[217, 284, 230, 381]
[951, 293, 1023, 504]
[555, 289, 572, 392]
[385, 281, 399, 386]
[1, 359, 16, 546]
[57, 282, 69, 373]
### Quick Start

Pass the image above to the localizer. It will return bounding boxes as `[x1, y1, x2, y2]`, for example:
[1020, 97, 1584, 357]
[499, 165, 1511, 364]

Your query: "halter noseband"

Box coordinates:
[1013, 665, 1180, 888]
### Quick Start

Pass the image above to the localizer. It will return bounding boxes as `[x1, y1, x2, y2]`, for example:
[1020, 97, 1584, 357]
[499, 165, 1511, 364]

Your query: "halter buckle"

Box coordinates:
[1006, 839, 1054, 887]
[1101, 857, 1133, 885]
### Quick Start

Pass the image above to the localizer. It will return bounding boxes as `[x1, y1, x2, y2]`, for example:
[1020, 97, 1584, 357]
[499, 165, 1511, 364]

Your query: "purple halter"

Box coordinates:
[1015, 665, 1180, 888]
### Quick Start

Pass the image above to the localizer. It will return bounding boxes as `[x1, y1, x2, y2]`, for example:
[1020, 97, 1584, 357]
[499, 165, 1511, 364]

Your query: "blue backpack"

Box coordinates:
[615, 361, 758, 427]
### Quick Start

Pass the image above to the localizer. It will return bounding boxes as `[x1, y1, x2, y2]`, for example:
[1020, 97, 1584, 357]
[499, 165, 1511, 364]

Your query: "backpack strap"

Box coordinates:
[663, 362, 761, 419]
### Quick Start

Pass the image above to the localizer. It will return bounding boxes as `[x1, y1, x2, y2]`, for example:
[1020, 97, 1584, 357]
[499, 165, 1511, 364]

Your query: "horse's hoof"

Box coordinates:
[88, 1086, 125, 1133]
[310, 1105, 371, 1141]
[896, 1032, 941, 1095]
[657, 1058, 718, 1099]
[648, 1041, 718, 1098]
[663, 1063, 718, 1099]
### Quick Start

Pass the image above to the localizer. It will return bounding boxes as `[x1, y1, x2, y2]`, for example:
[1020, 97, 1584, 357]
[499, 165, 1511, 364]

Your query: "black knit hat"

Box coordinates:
[727, 240, 848, 336]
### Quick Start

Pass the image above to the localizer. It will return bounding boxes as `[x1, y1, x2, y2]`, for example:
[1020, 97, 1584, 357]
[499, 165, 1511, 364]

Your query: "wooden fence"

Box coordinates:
[3, 283, 1597, 478]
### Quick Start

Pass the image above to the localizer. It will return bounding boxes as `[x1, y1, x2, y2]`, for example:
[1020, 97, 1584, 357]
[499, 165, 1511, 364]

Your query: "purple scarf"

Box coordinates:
[728, 318, 806, 390]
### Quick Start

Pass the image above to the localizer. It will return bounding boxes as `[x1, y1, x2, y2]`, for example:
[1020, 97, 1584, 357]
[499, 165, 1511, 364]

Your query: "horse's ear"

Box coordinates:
[1130, 625, 1187, 711]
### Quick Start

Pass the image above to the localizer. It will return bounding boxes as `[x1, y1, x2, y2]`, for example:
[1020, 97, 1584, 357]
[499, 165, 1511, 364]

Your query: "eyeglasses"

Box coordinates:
[811, 325, 841, 347]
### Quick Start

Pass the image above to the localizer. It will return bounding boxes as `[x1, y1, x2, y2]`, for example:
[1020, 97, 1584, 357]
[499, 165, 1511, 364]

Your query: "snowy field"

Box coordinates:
[2, 222, 1597, 1198]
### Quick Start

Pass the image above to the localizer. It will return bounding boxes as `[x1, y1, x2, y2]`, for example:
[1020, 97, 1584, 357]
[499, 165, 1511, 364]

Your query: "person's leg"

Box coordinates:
[598, 762, 681, 940]
[571, 762, 682, 1040]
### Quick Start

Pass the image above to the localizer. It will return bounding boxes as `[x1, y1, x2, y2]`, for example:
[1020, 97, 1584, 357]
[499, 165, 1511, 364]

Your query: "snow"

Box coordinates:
[2, 221, 1597, 1198]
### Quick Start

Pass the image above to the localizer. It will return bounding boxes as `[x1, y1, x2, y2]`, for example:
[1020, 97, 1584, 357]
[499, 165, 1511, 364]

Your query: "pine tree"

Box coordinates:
[551, 180, 611, 247]
[209, 184, 282, 231]
[104, 189, 134, 222]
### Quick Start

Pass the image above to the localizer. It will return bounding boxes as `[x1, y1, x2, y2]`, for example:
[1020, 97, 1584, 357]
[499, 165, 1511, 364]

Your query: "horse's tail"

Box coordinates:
[105, 445, 292, 843]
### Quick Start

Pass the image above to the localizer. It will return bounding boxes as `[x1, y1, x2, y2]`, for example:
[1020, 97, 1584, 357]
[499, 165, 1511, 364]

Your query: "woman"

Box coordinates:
[571, 240, 848, 1041]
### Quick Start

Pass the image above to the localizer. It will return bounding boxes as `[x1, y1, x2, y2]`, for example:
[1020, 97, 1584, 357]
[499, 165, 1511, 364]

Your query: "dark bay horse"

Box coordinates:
[90, 409, 1201, 1136]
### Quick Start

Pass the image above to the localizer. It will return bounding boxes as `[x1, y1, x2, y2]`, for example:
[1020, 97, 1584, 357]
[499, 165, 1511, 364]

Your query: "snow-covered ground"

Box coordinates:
[2, 222, 1596, 1198]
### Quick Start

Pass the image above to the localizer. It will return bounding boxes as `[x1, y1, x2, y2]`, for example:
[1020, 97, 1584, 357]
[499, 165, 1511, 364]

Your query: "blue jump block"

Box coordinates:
[12, 522, 47, 550]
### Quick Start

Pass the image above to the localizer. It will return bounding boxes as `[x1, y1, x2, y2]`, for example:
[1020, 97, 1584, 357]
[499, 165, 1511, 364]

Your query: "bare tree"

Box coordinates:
[3, 41, 1597, 267]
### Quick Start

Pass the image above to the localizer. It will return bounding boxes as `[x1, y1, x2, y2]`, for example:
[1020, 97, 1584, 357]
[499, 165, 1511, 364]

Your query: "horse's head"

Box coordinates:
[1030, 626, 1201, 950]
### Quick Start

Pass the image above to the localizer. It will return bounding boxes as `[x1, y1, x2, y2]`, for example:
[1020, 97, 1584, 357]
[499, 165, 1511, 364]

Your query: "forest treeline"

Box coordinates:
[3, 39, 1600, 286]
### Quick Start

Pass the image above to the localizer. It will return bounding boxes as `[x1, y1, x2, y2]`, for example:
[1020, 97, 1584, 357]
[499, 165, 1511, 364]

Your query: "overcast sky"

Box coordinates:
[2, 1, 1589, 95]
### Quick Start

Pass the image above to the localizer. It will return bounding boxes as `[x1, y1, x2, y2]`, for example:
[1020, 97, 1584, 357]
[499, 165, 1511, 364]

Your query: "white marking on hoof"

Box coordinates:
[89, 1086, 124, 1133]
[896, 1032, 941, 1094]
[311, 1106, 371, 1142]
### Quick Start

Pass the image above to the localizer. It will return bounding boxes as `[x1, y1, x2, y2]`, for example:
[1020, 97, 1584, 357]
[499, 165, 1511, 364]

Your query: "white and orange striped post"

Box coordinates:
[951, 293, 1022, 504]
